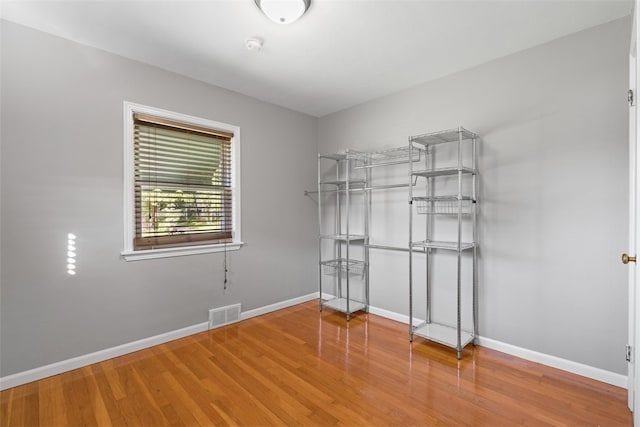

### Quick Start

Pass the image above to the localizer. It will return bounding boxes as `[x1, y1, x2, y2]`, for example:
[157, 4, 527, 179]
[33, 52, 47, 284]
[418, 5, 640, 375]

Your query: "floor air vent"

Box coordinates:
[208, 303, 241, 329]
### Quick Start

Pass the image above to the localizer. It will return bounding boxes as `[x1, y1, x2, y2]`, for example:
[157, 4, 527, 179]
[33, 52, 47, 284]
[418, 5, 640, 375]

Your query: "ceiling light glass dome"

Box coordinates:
[255, 0, 311, 25]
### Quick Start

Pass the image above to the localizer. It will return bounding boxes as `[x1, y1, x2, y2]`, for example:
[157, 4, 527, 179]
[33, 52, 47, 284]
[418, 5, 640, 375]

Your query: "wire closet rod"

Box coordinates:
[367, 244, 409, 253]
[304, 182, 414, 196]
[367, 244, 428, 254]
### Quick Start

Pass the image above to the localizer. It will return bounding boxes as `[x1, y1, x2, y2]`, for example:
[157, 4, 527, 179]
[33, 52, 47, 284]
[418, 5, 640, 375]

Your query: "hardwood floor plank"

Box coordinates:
[80, 366, 112, 426]
[0, 300, 632, 426]
[89, 364, 129, 427]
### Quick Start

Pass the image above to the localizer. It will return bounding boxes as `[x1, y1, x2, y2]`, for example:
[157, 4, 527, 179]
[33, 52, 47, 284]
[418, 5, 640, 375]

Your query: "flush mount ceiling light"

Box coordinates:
[255, 0, 311, 25]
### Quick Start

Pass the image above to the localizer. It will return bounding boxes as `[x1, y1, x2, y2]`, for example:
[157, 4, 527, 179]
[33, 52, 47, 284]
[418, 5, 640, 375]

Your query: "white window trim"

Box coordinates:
[121, 101, 243, 261]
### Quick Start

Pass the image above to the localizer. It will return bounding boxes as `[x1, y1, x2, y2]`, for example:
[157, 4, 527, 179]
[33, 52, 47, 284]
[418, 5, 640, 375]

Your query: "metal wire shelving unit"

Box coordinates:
[316, 146, 431, 319]
[317, 150, 370, 320]
[408, 126, 479, 359]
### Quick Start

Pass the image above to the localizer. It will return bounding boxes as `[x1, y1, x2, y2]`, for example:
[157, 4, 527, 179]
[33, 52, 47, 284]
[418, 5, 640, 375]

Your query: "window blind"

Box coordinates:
[133, 113, 233, 249]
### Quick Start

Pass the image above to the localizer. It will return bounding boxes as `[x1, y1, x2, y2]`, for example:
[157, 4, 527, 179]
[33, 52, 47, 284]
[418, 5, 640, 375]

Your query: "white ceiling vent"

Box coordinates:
[208, 303, 242, 329]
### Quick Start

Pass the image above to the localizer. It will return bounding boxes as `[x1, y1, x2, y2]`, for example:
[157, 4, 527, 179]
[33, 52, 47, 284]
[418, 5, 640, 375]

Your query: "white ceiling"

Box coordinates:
[0, 0, 633, 117]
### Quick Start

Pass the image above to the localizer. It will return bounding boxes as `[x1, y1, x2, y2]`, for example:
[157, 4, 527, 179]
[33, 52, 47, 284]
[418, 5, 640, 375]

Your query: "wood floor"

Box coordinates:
[0, 300, 632, 426]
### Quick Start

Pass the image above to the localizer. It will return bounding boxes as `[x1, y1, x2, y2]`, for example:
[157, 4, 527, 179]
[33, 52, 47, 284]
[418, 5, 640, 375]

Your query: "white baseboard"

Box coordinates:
[366, 305, 627, 389]
[476, 337, 627, 389]
[0, 321, 209, 391]
[0, 292, 319, 391]
[368, 306, 410, 324]
[241, 292, 318, 320]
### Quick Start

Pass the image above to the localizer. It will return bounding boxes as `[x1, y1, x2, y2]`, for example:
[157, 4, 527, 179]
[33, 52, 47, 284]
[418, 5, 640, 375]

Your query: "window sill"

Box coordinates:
[121, 242, 244, 261]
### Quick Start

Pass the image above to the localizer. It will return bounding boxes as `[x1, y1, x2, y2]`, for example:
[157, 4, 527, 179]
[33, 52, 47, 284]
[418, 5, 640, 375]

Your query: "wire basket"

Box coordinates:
[321, 259, 366, 277]
[414, 197, 473, 215]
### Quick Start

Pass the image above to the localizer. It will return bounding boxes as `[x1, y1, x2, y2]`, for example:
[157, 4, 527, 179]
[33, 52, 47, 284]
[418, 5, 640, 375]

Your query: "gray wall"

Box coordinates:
[1, 15, 631, 379]
[0, 21, 318, 377]
[318, 17, 630, 374]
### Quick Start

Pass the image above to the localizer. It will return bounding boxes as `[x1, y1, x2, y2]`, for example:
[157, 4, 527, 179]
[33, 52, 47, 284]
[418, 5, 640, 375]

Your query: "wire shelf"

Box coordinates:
[411, 240, 475, 251]
[321, 258, 366, 277]
[410, 127, 478, 146]
[412, 322, 475, 349]
[411, 167, 477, 178]
[323, 297, 366, 314]
[414, 196, 474, 215]
[319, 150, 368, 163]
[355, 146, 428, 168]
[319, 179, 367, 188]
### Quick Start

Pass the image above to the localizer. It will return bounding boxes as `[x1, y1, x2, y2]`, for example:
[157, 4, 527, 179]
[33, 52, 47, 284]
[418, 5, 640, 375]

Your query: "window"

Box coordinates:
[122, 102, 242, 261]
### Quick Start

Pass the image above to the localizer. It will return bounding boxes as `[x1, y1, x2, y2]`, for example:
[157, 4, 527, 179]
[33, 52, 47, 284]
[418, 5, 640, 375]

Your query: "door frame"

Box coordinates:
[630, 1, 640, 422]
